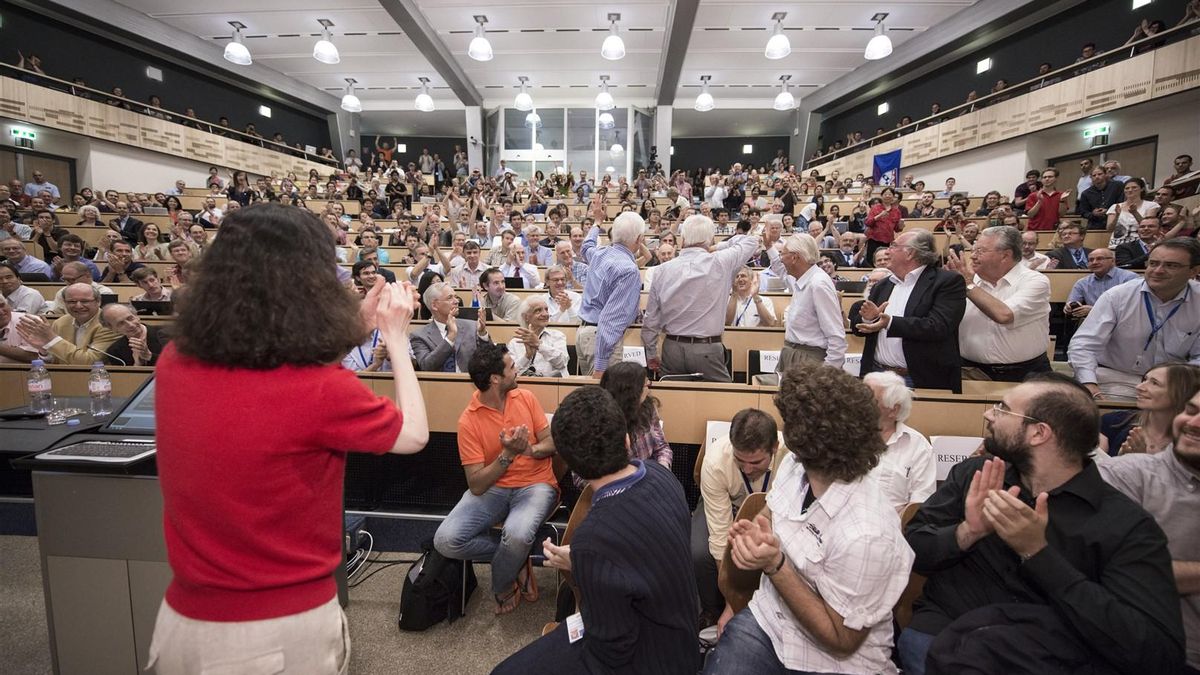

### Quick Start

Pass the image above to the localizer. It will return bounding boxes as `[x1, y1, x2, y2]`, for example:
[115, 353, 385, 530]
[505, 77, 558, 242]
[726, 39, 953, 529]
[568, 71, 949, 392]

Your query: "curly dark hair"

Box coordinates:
[172, 203, 366, 368]
[773, 363, 885, 481]
[599, 361, 658, 436]
[468, 342, 508, 391]
[551, 386, 629, 480]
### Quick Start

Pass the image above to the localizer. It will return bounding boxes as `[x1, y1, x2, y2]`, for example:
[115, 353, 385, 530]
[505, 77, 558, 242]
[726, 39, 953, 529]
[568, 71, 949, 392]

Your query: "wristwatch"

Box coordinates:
[498, 454, 514, 469]
[966, 283, 977, 292]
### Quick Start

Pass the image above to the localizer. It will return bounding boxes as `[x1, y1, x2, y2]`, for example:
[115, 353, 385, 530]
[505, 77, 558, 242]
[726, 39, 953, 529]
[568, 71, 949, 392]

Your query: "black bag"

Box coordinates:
[397, 540, 477, 631]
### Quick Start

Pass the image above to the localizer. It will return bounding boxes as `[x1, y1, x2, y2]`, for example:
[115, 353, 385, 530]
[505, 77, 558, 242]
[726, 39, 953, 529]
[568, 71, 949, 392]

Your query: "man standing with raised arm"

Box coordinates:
[577, 212, 644, 377]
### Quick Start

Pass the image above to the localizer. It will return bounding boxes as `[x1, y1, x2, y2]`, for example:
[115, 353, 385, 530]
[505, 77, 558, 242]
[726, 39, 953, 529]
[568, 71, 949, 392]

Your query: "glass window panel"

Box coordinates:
[504, 108, 532, 151]
[534, 108, 564, 151]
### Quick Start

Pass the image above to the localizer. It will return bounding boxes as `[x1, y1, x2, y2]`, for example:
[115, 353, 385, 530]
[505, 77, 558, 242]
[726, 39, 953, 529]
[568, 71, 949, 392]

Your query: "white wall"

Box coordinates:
[905, 138, 1034, 197]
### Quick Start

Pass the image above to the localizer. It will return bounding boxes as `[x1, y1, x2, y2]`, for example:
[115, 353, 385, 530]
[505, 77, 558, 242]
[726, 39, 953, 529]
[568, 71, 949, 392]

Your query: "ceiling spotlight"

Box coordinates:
[468, 15, 494, 61]
[598, 112, 615, 129]
[313, 20, 339, 64]
[694, 75, 714, 112]
[525, 109, 542, 128]
[765, 13, 790, 60]
[595, 75, 615, 111]
[340, 78, 362, 113]
[223, 22, 251, 66]
[514, 76, 533, 111]
[864, 13, 893, 60]
[414, 77, 434, 112]
[773, 75, 795, 111]
[601, 13, 625, 60]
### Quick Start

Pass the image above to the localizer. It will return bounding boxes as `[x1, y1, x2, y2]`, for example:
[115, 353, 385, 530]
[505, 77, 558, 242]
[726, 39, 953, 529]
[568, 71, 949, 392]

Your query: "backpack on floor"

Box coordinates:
[397, 540, 476, 631]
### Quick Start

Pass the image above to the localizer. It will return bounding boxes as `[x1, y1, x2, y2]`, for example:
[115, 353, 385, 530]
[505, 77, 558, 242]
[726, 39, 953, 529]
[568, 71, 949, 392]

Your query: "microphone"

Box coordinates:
[91, 347, 127, 366]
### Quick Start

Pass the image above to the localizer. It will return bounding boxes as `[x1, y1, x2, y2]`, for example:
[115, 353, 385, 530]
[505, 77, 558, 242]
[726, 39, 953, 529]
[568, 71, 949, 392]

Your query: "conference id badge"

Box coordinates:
[566, 612, 585, 643]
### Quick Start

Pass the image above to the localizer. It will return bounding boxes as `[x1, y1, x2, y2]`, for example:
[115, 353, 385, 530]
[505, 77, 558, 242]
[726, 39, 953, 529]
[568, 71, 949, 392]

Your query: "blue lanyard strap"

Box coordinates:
[734, 298, 754, 326]
[356, 330, 380, 368]
[741, 469, 770, 497]
[1143, 288, 1187, 351]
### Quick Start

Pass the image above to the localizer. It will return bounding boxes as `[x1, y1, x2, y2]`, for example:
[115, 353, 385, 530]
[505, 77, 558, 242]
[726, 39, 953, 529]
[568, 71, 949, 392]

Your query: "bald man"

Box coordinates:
[17, 282, 120, 364]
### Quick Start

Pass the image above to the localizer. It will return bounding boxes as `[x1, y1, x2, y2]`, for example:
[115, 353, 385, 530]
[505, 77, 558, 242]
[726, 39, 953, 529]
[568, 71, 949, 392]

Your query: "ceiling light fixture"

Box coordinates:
[764, 12, 790, 60]
[864, 13, 893, 61]
[595, 75, 615, 111]
[223, 22, 251, 66]
[598, 111, 615, 129]
[468, 15, 493, 61]
[601, 13, 626, 60]
[773, 75, 795, 111]
[340, 78, 362, 113]
[525, 108, 542, 128]
[514, 76, 533, 111]
[313, 19, 340, 64]
[414, 77, 434, 112]
[694, 75, 714, 112]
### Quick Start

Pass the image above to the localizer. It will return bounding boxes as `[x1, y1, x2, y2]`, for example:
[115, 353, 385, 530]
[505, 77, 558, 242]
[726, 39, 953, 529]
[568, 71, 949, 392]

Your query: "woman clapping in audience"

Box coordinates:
[1101, 364, 1200, 455]
[134, 223, 167, 261]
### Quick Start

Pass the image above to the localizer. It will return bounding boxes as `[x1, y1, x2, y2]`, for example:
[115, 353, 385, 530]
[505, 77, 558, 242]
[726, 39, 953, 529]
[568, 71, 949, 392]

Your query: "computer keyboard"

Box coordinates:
[37, 441, 156, 463]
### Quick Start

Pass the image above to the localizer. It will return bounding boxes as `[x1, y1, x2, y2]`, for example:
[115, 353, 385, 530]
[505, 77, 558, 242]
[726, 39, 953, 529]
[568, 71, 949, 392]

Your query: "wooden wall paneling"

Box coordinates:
[1082, 51, 1154, 115]
[182, 127, 225, 165]
[1027, 77, 1086, 131]
[990, 96, 1029, 143]
[903, 126, 941, 165]
[222, 138, 256, 171]
[1151, 38, 1200, 97]
[24, 84, 87, 134]
[137, 115, 184, 156]
[0, 77, 28, 119]
[84, 99, 137, 145]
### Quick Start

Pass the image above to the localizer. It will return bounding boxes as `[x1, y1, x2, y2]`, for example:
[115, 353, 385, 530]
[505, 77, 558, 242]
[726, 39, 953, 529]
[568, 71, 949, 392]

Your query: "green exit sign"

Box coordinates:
[10, 127, 36, 140]
[1082, 124, 1110, 139]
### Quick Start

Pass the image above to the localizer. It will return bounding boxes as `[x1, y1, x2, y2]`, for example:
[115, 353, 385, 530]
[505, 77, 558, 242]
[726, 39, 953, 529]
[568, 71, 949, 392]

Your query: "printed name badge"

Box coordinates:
[930, 436, 984, 480]
[758, 351, 780, 372]
[566, 612, 585, 643]
[622, 346, 647, 366]
[705, 421, 732, 450]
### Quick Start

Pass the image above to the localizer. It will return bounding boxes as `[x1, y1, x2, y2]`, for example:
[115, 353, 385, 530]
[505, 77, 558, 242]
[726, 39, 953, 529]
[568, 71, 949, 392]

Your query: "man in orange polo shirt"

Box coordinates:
[433, 343, 559, 615]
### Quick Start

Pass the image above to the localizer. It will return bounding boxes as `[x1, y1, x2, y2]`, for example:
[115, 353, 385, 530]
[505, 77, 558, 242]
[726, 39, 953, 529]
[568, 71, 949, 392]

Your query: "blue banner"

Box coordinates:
[872, 149, 902, 187]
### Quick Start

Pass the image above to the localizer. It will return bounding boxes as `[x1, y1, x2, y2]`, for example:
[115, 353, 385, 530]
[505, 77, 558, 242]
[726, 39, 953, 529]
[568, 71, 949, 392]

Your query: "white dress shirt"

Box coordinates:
[959, 263, 1051, 364]
[499, 262, 541, 289]
[1069, 279, 1200, 383]
[749, 454, 914, 674]
[1, 311, 38, 363]
[451, 263, 487, 289]
[508, 328, 568, 377]
[1021, 252, 1050, 270]
[766, 251, 846, 367]
[872, 266, 927, 369]
[729, 294, 777, 328]
[433, 320, 460, 373]
[543, 291, 581, 324]
[869, 423, 936, 512]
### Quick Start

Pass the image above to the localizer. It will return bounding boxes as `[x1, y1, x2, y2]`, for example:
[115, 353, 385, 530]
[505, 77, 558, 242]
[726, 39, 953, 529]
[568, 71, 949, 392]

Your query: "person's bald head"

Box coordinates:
[657, 243, 676, 262]
[63, 282, 101, 323]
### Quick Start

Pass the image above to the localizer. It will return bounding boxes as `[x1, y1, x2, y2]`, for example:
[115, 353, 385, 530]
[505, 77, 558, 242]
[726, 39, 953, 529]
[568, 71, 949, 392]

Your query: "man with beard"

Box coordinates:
[899, 374, 1184, 675]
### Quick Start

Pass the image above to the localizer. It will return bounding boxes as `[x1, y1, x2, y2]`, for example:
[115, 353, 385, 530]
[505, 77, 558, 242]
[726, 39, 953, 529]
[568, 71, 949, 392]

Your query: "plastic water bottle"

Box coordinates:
[89, 362, 113, 417]
[27, 359, 52, 413]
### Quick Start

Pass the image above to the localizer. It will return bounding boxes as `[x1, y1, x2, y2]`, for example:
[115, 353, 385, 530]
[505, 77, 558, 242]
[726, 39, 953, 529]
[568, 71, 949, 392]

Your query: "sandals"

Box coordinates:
[519, 558, 539, 603]
[495, 582, 522, 615]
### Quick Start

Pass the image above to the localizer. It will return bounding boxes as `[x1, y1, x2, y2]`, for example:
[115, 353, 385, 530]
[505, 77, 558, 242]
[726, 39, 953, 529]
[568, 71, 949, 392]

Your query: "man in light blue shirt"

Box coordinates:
[22, 170, 60, 201]
[1065, 248, 1139, 318]
[577, 212, 644, 377]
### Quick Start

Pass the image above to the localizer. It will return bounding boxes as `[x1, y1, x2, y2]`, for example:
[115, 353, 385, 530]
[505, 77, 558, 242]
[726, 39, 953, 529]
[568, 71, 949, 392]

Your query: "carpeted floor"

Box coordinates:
[0, 534, 559, 675]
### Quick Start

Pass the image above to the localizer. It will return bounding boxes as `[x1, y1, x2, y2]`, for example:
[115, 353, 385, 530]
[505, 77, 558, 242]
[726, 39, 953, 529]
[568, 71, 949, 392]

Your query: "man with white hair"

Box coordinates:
[863, 371, 936, 512]
[577, 212, 645, 377]
[541, 265, 581, 324]
[409, 281, 491, 372]
[763, 229, 847, 369]
[17, 282, 120, 364]
[642, 214, 760, 381]
[499, 243, 541, 289]
[507, 296, 568, 377]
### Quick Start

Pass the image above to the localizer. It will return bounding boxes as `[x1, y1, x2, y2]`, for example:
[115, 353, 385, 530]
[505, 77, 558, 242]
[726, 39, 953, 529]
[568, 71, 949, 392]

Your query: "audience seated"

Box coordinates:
[1114, 216, 1163, 270]
[99, 302, 167, 367]
[16, 282, 119, 364]
[1064, 248, 1139, 322]
[0, 261, 46, 314]
[598, 362, 673, 471]
[507, 296, 567, 378]
[0, 295, 38, 363]
[410, 281, 491, 372]
[1100, 363, 1200, 455]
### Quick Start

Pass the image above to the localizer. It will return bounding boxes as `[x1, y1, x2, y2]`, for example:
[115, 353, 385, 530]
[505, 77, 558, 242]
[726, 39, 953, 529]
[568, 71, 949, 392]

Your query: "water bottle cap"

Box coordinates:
[93, 361, 104, 367]
[32, 359, 44, 366]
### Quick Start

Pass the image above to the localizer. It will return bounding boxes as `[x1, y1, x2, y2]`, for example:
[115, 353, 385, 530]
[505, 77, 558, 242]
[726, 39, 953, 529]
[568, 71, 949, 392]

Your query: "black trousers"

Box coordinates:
[961, 353, 1052, 383]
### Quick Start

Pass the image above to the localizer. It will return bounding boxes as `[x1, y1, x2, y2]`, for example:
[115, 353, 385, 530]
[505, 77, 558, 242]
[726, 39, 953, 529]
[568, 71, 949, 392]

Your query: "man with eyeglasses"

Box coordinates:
[851, 229, 967, 393]
[900, 374, 1185, 675]
[1045, 222, 1092, 270]
[1070, 238, 1200, 401]
[16, 282, 119, 364]
[945, 226, 1052, 382]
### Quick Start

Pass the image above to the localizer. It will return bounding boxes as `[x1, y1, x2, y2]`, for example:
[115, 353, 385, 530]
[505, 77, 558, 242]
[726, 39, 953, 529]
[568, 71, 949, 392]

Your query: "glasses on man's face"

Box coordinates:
[992, 401, 1041, 424]
[888, 242, 913, 251]
[1146, 260, 1189, 271]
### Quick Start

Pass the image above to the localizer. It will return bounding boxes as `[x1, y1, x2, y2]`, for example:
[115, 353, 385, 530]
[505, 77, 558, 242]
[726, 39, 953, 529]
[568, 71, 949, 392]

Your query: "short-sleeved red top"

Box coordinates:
[155, 343, 403, 621]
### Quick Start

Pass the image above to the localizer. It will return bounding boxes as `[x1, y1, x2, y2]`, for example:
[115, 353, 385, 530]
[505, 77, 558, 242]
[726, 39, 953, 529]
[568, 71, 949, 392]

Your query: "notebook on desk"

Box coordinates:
[35, 377, 158, 463]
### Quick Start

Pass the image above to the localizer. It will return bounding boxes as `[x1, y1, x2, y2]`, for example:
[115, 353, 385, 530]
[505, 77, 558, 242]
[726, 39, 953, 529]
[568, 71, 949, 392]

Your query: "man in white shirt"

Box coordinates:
[706, 363, 914, 674]
[1020, 230, 1050, 270]
[165, 180, 186, 196]
[450, 241, 488, 289]
[0, 296, 38, 363]
[1069, 238, 1200, 401]
[641, 215, 760, 381]
[541, 266, 581, 324]
[692, 409, 790, 627]
[499, 243, 541, 289]
[863, 371, 936, 511]
[763, 223, 846, 369]
[945, 225, 1052, 382]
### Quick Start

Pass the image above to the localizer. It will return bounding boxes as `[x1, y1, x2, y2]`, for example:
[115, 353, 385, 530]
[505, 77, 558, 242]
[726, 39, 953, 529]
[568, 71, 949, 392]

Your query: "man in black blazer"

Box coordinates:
[109, 201, 144, 245]
[850, 229, 967, 393]
[1044, 222, 1091, 270]
[1114, 216, 1161, 270]
[409, 281, 491, 371]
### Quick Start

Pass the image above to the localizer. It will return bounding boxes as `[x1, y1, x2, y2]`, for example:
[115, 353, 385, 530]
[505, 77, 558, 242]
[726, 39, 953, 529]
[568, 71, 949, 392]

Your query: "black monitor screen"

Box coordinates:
[103, 378, 156, 434]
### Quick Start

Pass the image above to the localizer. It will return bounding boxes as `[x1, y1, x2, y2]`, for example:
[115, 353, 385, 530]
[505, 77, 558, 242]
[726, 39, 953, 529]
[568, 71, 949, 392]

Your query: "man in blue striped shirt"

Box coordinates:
[576, 212, 645, 377]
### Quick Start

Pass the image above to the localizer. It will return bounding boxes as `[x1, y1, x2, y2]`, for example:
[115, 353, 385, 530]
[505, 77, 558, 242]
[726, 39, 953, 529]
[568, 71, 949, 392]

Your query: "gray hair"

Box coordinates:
[61, 261, 91, 278]
[863, 370, 914, 422]
[680, 214, 716, 248]
[422, 281, 453, 310]
[516, 295, 548, 329]
[906, 229, 940, 266]
[782, 233, 820, 264]
[98, 302, 135, 329]
[610, 211, 646, 249]
[544, 264, 567, 280]
[979, 225, 1022, 260]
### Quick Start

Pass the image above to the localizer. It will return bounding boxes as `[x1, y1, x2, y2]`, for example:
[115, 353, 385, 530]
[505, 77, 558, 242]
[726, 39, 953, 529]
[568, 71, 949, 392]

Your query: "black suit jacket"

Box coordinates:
[1045, 247, 1092, 270]
[850, 266, 967, 393]
[1114, 240, 1151, 270]
[112, 216, 145, 244]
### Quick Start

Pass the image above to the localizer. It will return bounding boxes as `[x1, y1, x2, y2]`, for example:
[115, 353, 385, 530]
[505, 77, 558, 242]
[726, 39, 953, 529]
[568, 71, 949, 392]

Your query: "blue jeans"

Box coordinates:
[703, 609, 835, 675]
[896, 627, 935, 675]
[433, 483, 557, 595]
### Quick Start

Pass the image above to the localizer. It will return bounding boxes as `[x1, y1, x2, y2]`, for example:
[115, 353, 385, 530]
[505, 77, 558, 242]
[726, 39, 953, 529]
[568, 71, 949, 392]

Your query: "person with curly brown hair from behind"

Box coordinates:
[704, 363, 915, 674]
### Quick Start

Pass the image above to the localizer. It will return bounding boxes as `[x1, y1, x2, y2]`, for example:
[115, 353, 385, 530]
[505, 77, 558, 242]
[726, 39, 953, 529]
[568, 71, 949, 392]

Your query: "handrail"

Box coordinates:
[0, 62, 340, 170]
[805, 17, 1200, 169]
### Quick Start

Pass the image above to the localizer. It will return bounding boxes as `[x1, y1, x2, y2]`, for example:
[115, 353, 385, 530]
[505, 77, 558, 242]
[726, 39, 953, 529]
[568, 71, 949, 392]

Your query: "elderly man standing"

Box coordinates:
[577, 212, 645, 377]
[945, 225, 1052, 382]
[410, 281, 491, 372]
[17, 282, 120, 364]
[762, 227, 847, 370]
[642, 214, 760, 382]
[851, 229, 968, 393]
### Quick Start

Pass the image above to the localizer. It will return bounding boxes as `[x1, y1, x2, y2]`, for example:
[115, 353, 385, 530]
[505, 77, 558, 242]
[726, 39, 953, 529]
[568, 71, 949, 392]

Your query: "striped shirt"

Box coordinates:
[579, 226, 642, 372]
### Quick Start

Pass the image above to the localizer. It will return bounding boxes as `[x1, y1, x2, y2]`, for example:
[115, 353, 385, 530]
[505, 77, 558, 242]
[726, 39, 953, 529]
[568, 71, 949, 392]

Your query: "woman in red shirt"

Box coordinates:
[864, 187, 905, 267]
[148, 203, 428, 674]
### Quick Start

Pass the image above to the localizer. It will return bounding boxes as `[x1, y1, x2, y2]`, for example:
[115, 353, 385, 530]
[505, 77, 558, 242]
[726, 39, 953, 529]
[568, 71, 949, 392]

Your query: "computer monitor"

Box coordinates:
[19, 272, 50, 282]
[131, 300, 173, 316]
[503, 277, 524, 290]
[100, 293, 120, 306]
[100, 377, 157, 435]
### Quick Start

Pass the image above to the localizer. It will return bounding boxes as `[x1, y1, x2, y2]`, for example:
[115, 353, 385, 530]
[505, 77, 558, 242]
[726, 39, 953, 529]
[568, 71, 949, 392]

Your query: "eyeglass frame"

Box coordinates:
[991, 401, 1042, 425]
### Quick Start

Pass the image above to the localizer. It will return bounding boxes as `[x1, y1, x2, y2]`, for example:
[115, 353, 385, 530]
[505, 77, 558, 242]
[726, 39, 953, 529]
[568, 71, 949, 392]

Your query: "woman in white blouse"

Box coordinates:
[863, 370, 937, 512]
[1106, 177, 1159, 249]
[726, 267, 778, 327]
[508, 297, 569, 377]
